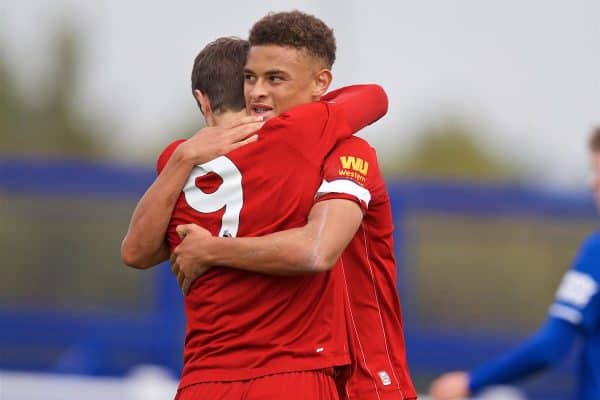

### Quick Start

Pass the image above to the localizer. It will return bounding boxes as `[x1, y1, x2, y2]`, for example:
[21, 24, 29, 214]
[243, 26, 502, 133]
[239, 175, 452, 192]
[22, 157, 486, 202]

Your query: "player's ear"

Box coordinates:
[312, 69, 332, 98]
[194, 89, 212, 116]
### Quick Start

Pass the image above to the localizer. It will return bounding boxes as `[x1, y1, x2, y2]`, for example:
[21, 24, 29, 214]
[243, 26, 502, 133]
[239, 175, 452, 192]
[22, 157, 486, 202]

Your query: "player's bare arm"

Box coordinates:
[171, 198, 363, 294]
[121, 117, 263, 269]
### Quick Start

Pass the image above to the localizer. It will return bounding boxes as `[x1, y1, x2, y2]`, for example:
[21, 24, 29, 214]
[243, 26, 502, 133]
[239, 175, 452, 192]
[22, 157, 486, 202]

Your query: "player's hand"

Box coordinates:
[176, 116, 264, 165]
[428, 371, 470, 400]
[170, 224, 215, 295]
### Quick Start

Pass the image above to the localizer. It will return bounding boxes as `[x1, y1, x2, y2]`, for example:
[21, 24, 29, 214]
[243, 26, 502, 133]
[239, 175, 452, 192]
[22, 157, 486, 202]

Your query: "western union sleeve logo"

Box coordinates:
[340, 156, 369, 175]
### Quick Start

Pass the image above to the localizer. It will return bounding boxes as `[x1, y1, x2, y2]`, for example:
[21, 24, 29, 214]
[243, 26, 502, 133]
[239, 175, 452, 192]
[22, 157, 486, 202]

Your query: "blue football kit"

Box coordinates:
[469, 231, 600, 400]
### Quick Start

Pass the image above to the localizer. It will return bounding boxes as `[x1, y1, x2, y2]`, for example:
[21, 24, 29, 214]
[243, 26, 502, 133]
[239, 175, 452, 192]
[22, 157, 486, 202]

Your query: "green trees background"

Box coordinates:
[0, 26, 101, 156]
[389, 118, 516, 180]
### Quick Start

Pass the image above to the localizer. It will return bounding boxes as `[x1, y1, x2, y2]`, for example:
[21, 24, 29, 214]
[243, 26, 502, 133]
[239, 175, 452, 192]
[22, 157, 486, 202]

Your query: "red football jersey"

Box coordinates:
[156, 86, 388, 389]
[316, 137, 417, 400]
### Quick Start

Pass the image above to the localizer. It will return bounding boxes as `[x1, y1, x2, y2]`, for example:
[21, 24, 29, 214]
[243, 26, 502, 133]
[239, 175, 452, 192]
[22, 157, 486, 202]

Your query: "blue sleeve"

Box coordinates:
[549, 232, 600, 331]
[469, 232, 600, 394]
[469, 317, 578, 394]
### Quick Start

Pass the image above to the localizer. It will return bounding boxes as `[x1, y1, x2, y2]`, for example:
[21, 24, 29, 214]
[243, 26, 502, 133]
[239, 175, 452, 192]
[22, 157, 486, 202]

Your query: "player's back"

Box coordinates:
[158, 101, 352, 388]
[316, 136, 417, 400]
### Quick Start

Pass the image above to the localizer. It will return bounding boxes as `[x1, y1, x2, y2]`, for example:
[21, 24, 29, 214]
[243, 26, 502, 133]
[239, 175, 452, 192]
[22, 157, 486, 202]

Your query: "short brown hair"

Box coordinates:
[249, 11, 336, 68]
[590, 127, 600, 152]
[191, 37, 249, 114]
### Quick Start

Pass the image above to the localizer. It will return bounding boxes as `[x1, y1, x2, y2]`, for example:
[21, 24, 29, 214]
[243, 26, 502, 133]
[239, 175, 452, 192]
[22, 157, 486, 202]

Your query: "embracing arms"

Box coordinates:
[171, 198, 363, 293]
[121, 118, 263, 269]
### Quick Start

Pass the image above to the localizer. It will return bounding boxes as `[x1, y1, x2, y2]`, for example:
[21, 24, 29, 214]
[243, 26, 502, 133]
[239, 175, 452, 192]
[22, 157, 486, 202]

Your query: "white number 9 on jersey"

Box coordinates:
[183, 156, 243, 238]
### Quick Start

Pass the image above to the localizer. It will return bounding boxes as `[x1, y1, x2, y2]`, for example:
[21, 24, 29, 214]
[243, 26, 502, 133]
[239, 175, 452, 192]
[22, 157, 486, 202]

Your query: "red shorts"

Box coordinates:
[175, 369, 338, 400]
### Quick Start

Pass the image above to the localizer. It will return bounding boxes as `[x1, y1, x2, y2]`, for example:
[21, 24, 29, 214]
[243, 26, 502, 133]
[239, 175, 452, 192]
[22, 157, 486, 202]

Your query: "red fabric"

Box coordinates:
[317, 137, 418, 400]
[321, 84, 388, 132]
[156, 86, 388, 389]
[175, 369, 339, 400]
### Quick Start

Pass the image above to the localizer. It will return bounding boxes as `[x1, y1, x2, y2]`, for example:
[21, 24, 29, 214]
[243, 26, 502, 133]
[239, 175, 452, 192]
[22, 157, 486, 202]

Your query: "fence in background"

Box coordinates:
[0, 158, 596, 399]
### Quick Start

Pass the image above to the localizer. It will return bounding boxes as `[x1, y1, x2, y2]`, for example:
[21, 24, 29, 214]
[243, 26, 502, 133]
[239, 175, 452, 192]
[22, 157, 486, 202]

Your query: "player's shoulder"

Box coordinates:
[260, 102, 330, 138]
[573, 230, 600, 275]
[581, 230, 600, 256]
[325, 137, 383, 188]
[156, 138, 186, 174]
[330, 136, 376, 158]
[335, 136, 373, 148]
[284, 100, 329, 121]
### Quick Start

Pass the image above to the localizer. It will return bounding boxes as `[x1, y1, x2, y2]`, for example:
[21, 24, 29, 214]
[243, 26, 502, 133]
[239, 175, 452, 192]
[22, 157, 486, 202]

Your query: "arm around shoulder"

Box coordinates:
[121, 143, 192, 269]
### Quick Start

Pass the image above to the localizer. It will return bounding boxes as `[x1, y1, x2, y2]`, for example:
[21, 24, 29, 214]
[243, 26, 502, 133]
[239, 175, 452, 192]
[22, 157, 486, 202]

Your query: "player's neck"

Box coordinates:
[211, 110, 249, 127]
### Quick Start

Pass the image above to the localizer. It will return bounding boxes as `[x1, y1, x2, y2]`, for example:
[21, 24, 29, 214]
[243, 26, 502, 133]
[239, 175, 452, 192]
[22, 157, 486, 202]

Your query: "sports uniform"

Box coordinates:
[157, 85, 388, 398]
[468, 231, 600, 400]
[316, 137, 417, 400]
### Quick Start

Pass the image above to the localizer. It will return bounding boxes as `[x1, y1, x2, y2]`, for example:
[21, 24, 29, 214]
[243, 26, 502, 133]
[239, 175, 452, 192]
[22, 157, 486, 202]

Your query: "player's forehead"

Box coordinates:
[244, 45, 316, 74]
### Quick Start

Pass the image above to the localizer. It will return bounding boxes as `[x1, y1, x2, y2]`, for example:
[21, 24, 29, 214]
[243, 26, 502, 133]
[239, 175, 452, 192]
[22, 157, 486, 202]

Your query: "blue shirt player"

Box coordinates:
[429, 127, 600, 400]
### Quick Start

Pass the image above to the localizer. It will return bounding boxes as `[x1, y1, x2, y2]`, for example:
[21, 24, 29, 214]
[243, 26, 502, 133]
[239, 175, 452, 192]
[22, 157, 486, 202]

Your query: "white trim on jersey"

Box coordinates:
[549, 304, 583, 325]
[360, 225, 402, 391]
[555, 271, 598, 307]
[315, 179, 372, 207]
[339, 255, 382, 400]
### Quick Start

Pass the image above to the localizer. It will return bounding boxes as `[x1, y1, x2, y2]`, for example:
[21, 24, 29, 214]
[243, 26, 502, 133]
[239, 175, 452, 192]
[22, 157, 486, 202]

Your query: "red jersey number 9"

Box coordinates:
[182, 156, 243, 238]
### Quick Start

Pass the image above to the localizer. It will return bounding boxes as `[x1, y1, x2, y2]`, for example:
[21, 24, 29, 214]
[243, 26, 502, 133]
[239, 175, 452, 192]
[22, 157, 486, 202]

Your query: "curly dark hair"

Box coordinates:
[249, 10, 336, 68]
[191, 37, 249, 114]
[590, 126, 600, 152]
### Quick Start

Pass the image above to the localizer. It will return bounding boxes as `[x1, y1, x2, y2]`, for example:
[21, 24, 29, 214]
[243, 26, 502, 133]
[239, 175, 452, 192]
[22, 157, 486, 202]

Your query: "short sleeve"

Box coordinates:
[314, 137, 378, 213]
[549, 232, 600, 329]
[156, 139, 186, 175]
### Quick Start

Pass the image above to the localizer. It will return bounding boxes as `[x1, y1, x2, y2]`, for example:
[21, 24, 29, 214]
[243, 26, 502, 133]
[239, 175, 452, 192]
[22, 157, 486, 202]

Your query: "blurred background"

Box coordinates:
[1, 1, 598, 399]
